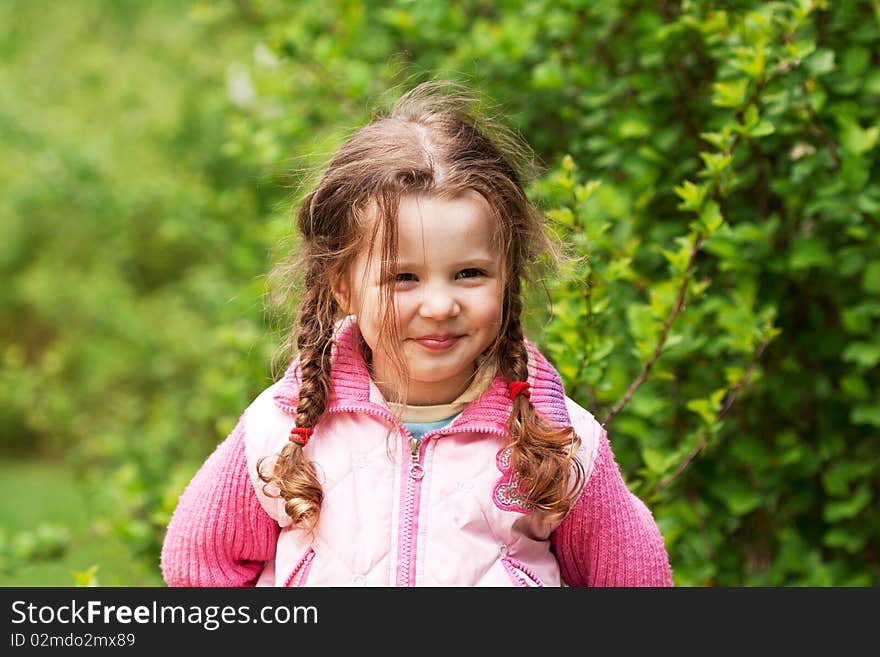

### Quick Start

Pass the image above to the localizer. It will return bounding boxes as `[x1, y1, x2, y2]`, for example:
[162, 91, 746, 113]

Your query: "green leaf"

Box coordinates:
[748, 119, 775, 137]
[842, 45, 870, 77]
[806, 49, 835, 75]
[686, 398, 716, 425]
[642, 448, 671, 475]
[741, 106, 777, 139]
[649, 279, 679, 317]
[839, 118, 880, 156]
[730, 436, 771, 465]
[711, 477, 762, 515]
[661, 243, 691, 274]
[674, 180, 709, 212]
[73, 565, 100, 587]
[626, 303, 656, 343]
[532, 59, 565, 89]
[724, 366, 745, 385]
[840, 154, 870, 190]
[618, 119, 651, 139]
[842, 341, 880, 368]
[841, 301, 880, 334]
[575, 180, 601, 203]
[862, 261, 880, 294]
[698, 200, 724, 234]
[840, 373, 869, 400]
[787, 39, 817, 60]
[700, 130, 734, 149]
[823, 528, 866, 553]
[699, 151, 733, 175]
[726, 489, 762, 515]
[823, 484, 871, 522]
[852, 404, 880, 427]
[732, 43, 766, 78]
[789, 237, 832, 270]
[547, 207, 575, 226]
[712, 78, 749, 108]
[821, 461, 873, 496]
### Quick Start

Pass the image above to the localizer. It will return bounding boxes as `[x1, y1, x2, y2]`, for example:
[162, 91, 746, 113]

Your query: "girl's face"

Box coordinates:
[334, 191, 504, 405]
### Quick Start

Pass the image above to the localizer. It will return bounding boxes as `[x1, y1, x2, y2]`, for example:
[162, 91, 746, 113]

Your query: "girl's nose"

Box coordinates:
[418, 282, 460, 319]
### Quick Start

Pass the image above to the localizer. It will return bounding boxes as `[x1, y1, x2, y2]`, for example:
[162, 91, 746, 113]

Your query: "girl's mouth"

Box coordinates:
[412, 335, 462, 351]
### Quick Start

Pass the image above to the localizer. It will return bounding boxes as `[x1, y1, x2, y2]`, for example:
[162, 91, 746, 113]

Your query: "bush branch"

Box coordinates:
[602, 234, 704, 425]
[655, 335, 770, 491]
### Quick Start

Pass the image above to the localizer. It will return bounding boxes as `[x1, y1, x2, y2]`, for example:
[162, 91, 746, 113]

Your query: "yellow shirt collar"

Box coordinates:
[387, 361, 495, 423]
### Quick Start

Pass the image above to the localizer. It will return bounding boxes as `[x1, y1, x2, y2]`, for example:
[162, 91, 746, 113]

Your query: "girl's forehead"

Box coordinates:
[346, 191, 510, 287]
[361, 190, 502, 242]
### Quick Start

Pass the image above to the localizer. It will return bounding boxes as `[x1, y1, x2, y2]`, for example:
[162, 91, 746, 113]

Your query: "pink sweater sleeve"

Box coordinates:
[160, 415, 280, 587]
[551, 429, 673, 586]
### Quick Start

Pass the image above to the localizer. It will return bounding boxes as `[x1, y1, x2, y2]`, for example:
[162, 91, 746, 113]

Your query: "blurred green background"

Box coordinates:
[1, 0, 877, 586]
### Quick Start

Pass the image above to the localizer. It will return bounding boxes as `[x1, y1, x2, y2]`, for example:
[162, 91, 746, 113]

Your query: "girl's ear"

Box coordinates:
[330, 274, 350, 314]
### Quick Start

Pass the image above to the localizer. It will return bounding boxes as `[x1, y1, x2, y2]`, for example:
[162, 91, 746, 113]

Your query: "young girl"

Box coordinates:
[160, 83, 673, 587]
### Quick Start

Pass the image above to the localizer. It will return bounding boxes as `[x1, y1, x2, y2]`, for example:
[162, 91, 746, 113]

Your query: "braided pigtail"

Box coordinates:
[499, 273, 585, 523]
[258, 264, 335, 532]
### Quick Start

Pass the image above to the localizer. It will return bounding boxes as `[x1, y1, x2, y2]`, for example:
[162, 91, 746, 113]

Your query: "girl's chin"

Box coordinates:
[404, 371, 475, 403]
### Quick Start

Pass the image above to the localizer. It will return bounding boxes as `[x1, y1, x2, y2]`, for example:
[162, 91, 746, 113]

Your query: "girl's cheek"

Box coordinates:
[393, 288, 417, 308]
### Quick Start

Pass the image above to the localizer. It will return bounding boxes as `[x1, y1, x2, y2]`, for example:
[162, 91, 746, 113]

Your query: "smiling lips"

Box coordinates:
[412, 334, 463, 350]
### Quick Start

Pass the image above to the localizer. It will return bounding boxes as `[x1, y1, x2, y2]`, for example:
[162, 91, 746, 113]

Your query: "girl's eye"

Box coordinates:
[456, 268, 485, 279]
[394, 273, 417, 283]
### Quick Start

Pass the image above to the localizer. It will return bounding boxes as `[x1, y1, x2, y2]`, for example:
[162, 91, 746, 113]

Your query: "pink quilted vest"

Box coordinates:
[243, 321, 600, 587]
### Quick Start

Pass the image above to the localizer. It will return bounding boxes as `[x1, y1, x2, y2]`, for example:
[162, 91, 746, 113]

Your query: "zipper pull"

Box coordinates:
[409, 437, 425, 480]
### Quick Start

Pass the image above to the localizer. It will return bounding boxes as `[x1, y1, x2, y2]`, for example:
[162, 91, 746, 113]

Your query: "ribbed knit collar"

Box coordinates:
[272, 318, 571, 432]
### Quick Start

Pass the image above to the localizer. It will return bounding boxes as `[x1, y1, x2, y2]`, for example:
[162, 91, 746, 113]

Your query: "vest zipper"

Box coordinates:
[398, 430, 430, 586]
[408, 437, 425, 480]
[396, 425, 506, 586]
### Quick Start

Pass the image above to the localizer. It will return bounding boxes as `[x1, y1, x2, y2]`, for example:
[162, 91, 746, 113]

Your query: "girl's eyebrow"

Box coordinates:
[457, 257, 498, 268]
[395, 257, 498, 270]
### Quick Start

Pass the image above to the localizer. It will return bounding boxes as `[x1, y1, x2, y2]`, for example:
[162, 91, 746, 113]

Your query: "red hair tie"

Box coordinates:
[289, 426, 313, 447]
[508, 381, 531, 400]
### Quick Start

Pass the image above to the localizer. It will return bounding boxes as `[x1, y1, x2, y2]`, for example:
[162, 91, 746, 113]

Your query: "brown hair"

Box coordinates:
[259, 81, 584, 531]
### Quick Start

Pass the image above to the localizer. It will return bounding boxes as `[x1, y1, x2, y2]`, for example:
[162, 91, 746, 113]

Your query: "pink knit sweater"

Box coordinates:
[161, 330, 673, 587]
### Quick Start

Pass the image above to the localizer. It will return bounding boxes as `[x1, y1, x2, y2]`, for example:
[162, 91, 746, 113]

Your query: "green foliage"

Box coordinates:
[0, 0, 277, 577]
[2, 0, 877, 585]
[0, 525, 71, 574]
[73, 566, 100, 588]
